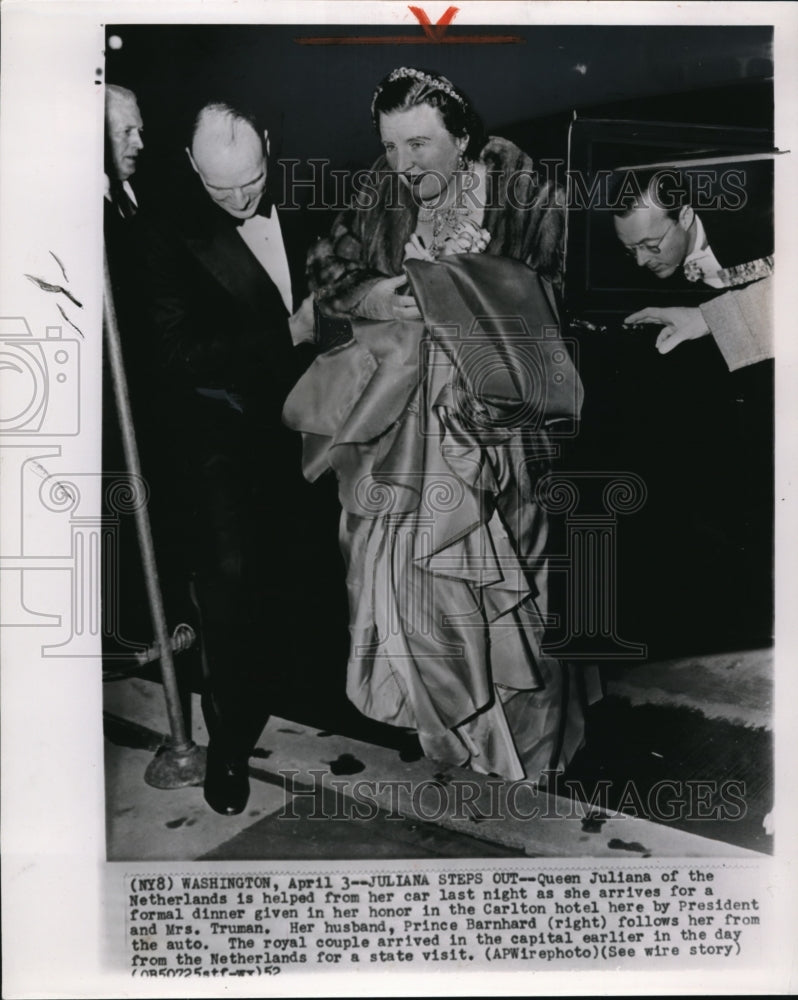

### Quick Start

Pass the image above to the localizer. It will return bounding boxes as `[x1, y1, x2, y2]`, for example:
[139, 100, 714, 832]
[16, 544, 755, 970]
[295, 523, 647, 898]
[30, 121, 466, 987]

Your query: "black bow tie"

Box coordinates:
[233, 195, 273, 227]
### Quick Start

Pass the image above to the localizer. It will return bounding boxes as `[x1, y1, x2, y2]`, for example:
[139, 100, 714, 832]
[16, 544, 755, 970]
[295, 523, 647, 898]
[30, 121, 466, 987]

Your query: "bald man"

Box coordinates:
[188, 105, 268, 217]
[140, 102, 341, 816]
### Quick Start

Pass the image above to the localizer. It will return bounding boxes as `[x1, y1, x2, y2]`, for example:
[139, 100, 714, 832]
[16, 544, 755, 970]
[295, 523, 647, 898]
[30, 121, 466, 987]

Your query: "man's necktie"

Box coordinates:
[109, 179, 136, 220]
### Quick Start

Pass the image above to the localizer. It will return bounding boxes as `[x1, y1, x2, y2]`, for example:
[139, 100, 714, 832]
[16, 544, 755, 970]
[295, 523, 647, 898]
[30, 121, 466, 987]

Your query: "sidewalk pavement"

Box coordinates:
[104, 648, 771, 862]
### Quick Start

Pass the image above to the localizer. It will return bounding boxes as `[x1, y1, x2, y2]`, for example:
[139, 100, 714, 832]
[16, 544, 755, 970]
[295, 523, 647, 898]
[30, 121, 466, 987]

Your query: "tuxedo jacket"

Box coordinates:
[141, 177, 321, 426]
[134, 175, 349, 689]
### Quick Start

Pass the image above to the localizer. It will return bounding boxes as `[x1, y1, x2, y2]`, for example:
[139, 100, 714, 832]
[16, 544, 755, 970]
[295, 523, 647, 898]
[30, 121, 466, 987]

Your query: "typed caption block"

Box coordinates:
[125, 864, 764, 979]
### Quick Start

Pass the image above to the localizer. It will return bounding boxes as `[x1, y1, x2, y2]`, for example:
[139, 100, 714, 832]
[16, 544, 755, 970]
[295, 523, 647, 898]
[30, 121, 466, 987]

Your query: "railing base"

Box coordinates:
[144, 741, 207, 789]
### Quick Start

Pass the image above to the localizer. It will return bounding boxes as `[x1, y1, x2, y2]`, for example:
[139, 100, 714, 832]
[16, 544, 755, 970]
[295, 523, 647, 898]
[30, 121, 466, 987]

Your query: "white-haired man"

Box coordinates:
[102, 84, 155, 662]
[105, 84, 144, 216]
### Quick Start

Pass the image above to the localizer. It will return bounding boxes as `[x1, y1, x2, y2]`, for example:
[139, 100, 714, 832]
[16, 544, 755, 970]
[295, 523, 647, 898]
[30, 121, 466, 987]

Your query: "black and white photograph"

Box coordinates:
[100, 18, 775, 860]
[1, 2, 797, 996]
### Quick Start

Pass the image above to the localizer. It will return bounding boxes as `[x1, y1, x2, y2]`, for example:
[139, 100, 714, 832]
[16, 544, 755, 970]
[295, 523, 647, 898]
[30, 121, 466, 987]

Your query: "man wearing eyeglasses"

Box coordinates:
[605, 164, 774, 660]
[611, 167, 773, 370]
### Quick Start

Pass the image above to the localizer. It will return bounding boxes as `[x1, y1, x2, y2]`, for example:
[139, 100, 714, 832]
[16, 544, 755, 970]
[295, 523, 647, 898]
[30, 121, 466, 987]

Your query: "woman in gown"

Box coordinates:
[285, 67, 600, 782]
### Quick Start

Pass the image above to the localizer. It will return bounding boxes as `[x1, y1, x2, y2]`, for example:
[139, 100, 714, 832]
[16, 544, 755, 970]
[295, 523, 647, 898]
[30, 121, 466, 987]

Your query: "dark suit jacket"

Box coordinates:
[103, 184, 153, 460]
[134, 171, 340, 552]
[135, 174, 351, 705]
[141, 179, 319, 423]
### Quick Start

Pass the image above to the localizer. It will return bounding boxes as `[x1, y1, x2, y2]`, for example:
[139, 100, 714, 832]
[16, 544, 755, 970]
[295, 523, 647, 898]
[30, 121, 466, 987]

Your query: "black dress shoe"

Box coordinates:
[204, 743, 250, 816]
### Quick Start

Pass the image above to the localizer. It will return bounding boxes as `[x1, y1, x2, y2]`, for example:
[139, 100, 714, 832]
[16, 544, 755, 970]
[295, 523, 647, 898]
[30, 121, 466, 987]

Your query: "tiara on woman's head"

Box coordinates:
[371, 66, 468, 121]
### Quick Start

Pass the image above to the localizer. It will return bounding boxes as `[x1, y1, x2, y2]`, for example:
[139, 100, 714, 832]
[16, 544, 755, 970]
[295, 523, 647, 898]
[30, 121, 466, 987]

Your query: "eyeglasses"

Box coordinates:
[621, 222, 676, 257]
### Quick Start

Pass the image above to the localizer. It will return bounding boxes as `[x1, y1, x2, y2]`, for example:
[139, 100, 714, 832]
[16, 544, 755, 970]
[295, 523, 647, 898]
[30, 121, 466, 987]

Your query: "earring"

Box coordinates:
[457, 151, 467, 171]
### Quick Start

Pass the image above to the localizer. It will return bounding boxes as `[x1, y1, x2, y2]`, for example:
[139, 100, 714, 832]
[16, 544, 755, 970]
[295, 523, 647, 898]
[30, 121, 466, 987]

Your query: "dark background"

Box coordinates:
[105, 23, 773, 172]
[103, 24, 774, 736]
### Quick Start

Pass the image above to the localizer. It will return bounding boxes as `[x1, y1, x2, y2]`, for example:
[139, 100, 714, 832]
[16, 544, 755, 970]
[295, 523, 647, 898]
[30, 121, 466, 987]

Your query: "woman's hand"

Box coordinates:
[439, 218, 491, 257]
[358, 274, 422, 321]
[403, 234, 435, 262]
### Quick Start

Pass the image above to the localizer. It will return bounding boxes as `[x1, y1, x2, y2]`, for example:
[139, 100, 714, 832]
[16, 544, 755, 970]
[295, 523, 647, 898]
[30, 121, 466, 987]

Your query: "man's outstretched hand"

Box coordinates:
[624, 305, 710, 355]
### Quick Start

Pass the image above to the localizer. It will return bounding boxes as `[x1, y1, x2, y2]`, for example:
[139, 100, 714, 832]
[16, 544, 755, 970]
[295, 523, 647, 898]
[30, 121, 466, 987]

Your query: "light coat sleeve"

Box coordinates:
[699, 276, 774, 371]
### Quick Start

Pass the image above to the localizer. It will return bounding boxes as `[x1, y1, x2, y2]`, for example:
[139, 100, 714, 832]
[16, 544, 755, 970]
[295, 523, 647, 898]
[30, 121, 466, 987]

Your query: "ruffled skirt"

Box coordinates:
[284, 254, 600, 781]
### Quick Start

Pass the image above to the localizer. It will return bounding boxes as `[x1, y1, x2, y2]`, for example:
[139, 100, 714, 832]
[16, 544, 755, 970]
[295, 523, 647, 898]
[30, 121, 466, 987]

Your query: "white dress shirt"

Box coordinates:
[237, 209, 294, 315]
